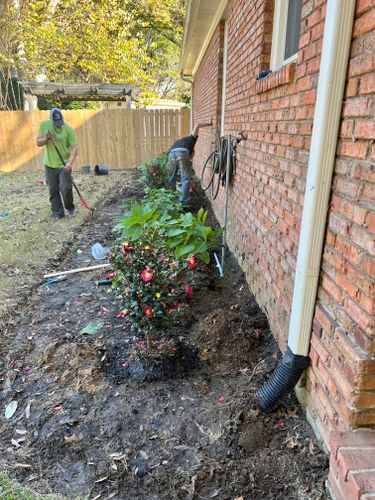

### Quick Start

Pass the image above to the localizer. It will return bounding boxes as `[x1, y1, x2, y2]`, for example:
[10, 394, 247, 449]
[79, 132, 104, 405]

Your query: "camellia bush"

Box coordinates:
[110, 188, 221, 348]
[138, 153, 169, 190]
[109, 239, 196, 348]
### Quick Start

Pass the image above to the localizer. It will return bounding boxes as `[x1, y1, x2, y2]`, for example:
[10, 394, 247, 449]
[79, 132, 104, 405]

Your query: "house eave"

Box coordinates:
[180, 0, 228, 79]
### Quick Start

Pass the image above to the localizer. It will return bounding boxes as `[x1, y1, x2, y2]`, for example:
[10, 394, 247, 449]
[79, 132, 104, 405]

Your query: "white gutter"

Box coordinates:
[288, 0, 356, 356]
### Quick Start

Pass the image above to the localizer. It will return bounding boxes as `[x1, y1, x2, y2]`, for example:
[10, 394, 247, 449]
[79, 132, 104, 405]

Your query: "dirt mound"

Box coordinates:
[41, 339, 108, 394]
[102, 338, 199, 382]
[197, 309, 264, 366]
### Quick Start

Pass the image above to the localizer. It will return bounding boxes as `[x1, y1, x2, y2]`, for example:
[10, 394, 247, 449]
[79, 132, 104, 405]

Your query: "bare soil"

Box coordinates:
[0, 170, 329, 500]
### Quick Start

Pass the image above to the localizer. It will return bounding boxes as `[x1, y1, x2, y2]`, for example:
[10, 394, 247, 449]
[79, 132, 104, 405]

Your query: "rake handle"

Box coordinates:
[50, 139, 93, 214]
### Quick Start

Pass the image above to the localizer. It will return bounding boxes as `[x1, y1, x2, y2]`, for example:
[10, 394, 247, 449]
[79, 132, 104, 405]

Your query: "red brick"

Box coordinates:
[361, 255, 375, 278]
[348, 470, 375, 497]
[359, 73, 375, 95]
[355, 0, 375, 15]
[334, 328, 375, 375]
[354, 119, 375, 140]
[344, 297, 374, 334]
[352, 9, 375, 37]
[338, 140, 367, 159]
[337, 447, 375, 480]
[327, 468, 346, 500]
[329, 429, 375, 456]
[348, 52, 375, 78]
[345, 78, 359, 98]
[342, 97, 374, 117]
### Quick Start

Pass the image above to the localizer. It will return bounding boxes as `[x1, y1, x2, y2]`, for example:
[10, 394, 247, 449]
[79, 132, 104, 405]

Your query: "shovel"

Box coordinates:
[50, 139, 94, 217]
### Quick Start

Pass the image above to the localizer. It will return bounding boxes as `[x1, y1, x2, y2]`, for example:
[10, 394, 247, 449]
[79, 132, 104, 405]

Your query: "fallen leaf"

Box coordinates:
[79, 322, 104, 336]
[94, 476, 108, 483]
[104, 493, 117, 500]
[15, 429, 28, 435]
[15, 463, 32, 469]
[139, 450, 149, 460]
[25, 402, 31, 419]
[63, 434, 81, 445]
[309, 439, 317, 455]
[274, 421, 287, 430]
[109, 453, 127, 461]
[5, 401, 18, 419]
[284, 435, 299, 449]
[195, 422, 205, 434]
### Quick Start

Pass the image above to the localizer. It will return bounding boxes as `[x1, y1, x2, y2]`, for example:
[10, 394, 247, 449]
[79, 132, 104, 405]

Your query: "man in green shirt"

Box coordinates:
[37, 108, 78, 219]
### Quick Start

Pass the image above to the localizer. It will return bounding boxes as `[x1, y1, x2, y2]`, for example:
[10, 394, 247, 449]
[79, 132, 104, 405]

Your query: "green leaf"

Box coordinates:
[176, 243, 195, 258]
[167, 228, 186, 236]
[200, 251, 210, 264]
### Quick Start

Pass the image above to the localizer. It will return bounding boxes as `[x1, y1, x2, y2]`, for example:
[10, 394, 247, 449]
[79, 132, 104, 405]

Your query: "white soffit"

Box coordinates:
[181, 0, 228, 78]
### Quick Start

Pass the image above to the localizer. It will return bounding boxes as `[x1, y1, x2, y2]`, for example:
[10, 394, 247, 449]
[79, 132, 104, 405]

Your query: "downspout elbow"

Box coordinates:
[256, 348, 310, 412]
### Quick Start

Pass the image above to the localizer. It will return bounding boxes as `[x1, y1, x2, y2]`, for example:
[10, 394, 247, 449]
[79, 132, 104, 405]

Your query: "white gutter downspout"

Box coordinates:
[257, 0, 356, 411]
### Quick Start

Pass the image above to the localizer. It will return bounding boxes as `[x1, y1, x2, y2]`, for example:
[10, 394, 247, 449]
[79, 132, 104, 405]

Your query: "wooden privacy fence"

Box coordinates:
[0, 108, 190, 173]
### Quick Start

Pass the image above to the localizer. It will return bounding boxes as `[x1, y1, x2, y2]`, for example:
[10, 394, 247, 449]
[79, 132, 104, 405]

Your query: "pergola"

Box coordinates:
[19, 82, 139, 102]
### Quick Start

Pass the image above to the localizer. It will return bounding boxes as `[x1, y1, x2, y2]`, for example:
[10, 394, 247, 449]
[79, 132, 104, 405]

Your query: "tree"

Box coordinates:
[17, 0, 189, 102]
[0, 0, 25, 109]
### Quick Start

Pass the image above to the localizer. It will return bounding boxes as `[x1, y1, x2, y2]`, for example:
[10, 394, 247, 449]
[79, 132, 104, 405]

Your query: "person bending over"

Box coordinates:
[168, 121, 211, 207]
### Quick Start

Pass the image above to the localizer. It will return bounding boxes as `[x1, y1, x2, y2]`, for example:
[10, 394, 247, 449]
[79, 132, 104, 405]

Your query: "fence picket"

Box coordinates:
[0, 108, 189, 172]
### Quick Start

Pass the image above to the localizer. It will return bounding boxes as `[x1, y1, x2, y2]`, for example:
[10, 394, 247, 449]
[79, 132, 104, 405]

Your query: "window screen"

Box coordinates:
[284, 0, 303, 60]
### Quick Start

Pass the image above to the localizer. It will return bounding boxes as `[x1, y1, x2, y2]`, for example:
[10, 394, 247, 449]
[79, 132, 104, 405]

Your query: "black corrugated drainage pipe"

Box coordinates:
[255, 0, 355, 413]
[256, 348, 310, 412]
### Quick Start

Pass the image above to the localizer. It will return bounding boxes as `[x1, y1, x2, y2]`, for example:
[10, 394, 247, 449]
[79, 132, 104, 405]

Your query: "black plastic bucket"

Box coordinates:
[81, 166, 91, 175]
[94, 165, 109, 176]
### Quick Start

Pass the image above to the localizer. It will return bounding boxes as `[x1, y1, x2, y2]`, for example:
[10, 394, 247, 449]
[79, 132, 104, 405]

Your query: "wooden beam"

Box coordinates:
[19, 82, 139, 102]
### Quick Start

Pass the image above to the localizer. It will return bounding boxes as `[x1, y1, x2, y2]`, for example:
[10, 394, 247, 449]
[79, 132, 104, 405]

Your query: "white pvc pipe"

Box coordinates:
[221, 135, 232, 274]
[288, 0, 356, 355]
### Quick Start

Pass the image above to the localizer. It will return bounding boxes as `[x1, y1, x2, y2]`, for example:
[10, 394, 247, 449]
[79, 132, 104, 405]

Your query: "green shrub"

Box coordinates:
[138, 153, 169, 190]
[114, 190, 222, 265]
[109, 239, 195, 347]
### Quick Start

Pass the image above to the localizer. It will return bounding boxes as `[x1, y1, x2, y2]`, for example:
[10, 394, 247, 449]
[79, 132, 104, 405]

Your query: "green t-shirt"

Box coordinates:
[38, 120, 78, 168]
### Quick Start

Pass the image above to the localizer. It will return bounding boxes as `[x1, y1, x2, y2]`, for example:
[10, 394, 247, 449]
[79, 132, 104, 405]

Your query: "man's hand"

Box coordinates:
[45, 130, 53, 142]
[63, 163, 72, 173]
[192, 121, 212, 138]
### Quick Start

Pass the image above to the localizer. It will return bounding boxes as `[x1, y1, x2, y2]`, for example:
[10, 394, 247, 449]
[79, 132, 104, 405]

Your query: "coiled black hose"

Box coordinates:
[216, 136, 236, 186]
[256, 347, 310, 412]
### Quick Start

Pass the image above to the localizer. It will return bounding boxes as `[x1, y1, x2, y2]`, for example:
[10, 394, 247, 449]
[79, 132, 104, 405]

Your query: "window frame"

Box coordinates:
[270, 0, 301, 72]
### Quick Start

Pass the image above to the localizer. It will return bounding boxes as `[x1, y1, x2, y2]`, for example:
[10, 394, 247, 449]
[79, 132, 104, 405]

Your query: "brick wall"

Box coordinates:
[306, 0, 375, 441]
[192, 0, 375, 439]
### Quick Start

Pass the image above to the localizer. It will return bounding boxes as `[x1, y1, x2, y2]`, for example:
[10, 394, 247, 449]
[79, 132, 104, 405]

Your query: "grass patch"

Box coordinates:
[0, 471, 67, 500]
[0, 169, 129, 321]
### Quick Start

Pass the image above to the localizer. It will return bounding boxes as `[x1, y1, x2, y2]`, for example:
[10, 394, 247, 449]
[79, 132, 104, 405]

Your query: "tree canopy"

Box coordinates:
[0, 0, 189, 108]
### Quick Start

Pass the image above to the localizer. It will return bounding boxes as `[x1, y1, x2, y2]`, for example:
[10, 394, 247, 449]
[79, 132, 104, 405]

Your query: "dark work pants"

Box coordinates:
[45, 166, 75, 217]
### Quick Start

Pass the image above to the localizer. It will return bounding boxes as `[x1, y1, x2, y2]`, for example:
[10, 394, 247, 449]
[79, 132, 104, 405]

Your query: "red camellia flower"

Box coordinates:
[187, 256, 196, 269]
[107, 252, 114, 260]
[141, 268, 153, 282]
[145, 306, 153, 318]
[186, 285, 193, 297]
[116, 310, 128, 318]
[121, 241, 131, 255]
[105, 272, 117, 279]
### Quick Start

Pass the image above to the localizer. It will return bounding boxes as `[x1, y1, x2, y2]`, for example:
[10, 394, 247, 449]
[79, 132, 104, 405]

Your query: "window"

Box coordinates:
[270, 0, 303, 71]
